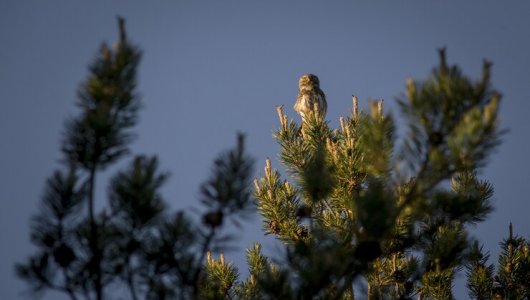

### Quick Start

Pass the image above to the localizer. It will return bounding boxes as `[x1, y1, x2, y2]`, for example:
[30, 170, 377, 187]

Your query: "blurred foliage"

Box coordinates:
[16, 18, 254, 300]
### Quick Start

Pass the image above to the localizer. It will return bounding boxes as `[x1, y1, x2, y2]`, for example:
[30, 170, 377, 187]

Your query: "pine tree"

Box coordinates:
[16, 18, 255, 300]
[466, 224, 530, 300]
[17, 18, 530, 300]
[243, 49, 515, 300]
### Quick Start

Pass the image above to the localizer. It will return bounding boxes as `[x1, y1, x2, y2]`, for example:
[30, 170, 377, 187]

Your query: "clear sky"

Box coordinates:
[1, 1, 529, 299]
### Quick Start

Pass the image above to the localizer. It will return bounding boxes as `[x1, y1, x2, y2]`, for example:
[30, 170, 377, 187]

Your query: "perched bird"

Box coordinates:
[294, 74, 327, 121]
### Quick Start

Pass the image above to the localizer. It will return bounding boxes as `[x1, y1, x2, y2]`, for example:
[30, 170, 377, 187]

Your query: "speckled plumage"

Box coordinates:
[294, 74, 327, 120]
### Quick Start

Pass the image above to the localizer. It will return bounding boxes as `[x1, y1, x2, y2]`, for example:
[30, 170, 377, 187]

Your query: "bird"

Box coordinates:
[294, 74, 327, 121]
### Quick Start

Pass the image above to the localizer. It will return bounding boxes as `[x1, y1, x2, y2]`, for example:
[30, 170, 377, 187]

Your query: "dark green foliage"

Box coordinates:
[16, 166, 84, 298]
[17, 18, 254, 300]
[254, 159, 304, 242]
[62, 20, 141, 171]
[200, 133, 255, 227]
[495, 224, 530, 299]
[466, 225, 530, 300]
[398, 50, 502, 192]
[250, 49, 508, 299]
[200, 253, 238, 299]
[353, 178, 397, 241]
[109, 155, 168, 228]
[466, 242, 494, 299]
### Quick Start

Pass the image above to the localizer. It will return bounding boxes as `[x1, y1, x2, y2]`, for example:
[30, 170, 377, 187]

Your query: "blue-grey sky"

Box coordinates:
[1, 1, 529, 299]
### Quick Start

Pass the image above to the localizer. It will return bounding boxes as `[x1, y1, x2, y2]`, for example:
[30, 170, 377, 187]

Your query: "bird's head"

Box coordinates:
[299, 74, 320, 89]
